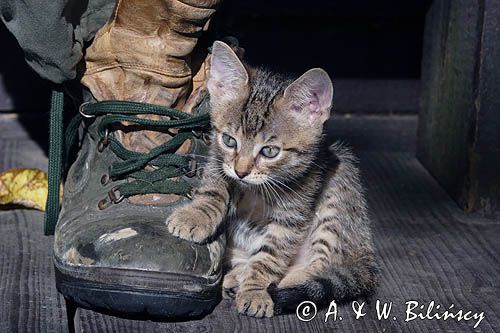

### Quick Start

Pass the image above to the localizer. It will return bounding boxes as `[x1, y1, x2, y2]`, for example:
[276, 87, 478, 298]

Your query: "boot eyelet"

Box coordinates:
[202, 133, 211, 145]
[98, 187, 123, 209]
[100, 174, 109, 185]
[97, 129, 109, 152]
[97, 140, 106, 152]
[78, 102, 94, 118]
[185, 159, 197, 178]
[98, 198, 110, 210]
[108, 186, 124, 204]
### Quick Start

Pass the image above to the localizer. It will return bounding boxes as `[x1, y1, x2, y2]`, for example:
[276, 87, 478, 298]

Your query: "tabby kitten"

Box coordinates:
[167, 41, 377, 318]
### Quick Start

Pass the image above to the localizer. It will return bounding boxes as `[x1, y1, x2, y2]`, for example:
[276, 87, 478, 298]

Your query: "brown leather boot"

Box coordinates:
[53, 0, 226, 320]
[82, 0, 220, 150]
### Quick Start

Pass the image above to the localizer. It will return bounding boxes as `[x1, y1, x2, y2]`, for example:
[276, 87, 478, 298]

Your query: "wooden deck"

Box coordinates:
[0, 113, 498, 332]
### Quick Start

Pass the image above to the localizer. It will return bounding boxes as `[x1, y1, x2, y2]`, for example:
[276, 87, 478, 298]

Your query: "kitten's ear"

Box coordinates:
[208, 41, 249, 101]
[282, 68, 333, 125]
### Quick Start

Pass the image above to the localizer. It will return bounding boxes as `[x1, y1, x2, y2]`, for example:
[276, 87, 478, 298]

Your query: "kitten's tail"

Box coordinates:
[268, 256, 378, 315]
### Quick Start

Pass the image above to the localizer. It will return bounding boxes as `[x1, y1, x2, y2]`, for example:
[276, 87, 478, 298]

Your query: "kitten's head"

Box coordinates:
[207, 41, 333, 186]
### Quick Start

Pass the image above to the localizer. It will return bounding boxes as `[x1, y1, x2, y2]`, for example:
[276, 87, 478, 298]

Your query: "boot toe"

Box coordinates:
[54, 211, 224, 318]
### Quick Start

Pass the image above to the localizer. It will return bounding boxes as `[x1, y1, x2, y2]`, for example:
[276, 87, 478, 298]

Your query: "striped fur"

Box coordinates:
[166, 41, 377, 318]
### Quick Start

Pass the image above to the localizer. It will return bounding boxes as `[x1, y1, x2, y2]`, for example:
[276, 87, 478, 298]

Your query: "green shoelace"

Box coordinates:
[44, 90, 210, 235]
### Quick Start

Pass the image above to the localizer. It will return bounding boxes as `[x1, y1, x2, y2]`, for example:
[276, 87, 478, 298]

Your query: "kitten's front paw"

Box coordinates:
[236, 289, 274, 318]
[166, 207, 217, 243]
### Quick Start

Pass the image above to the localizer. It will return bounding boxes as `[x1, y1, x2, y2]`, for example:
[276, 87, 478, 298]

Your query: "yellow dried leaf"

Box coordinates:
[0, 168, 61, 211]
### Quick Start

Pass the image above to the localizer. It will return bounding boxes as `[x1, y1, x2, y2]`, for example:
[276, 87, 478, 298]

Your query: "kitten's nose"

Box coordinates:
[235, 170, 250, 179]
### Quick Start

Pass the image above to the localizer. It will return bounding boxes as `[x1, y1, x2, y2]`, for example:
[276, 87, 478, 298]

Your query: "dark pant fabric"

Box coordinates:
[0, 0, 114, 83]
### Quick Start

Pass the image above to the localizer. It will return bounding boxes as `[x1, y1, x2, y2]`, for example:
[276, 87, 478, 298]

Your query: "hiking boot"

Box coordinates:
[49, 0, 226, 320]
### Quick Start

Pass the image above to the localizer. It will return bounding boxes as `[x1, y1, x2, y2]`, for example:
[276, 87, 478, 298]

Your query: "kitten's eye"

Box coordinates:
[222, 133, 237, 148]
[260, 145, 280, 158]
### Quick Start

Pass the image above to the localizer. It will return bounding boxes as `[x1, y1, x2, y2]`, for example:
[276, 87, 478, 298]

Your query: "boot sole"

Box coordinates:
[54, 258, 222, 320]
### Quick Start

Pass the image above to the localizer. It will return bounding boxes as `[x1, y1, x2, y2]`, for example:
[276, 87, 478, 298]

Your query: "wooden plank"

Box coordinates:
[418, 0, 500, 218]
[472, 0, 500, 218]
[0, 135, 65, 332]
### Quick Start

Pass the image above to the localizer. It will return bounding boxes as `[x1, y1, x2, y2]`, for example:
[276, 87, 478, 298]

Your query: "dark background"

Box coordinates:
[214, 0, 431, 78]
[0, 0, 431, 112]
